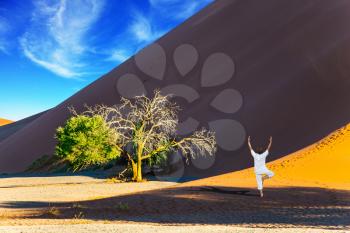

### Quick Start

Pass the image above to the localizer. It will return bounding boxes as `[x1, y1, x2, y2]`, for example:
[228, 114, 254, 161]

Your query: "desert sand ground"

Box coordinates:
[0, 223, 348, 233]
[0, 125, 349, 232]
[0, 174, 349, 232]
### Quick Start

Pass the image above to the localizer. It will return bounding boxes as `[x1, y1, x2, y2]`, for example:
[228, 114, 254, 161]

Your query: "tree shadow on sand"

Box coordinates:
[197, 187, 259, 196]
[2, 186, 350, 229]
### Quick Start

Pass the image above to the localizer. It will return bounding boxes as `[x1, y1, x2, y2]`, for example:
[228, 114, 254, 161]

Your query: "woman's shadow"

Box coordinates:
[197, 186, 260, 197]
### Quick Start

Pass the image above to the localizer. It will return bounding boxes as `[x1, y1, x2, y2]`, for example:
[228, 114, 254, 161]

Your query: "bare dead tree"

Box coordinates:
[118, 90, 217, 181]
[74, 90, 217, 182]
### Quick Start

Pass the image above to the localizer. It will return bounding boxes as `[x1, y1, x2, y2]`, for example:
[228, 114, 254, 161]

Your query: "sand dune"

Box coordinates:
[0, 111, 46, 143]
[1, 0, 350, 176]
[0, 118, 13, 126]
[187, 123, 350, 190]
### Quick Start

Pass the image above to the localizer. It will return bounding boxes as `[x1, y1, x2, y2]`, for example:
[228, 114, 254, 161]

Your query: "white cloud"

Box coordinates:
[107, 11, 166, 65]
[176, 2, 201, 19]
[130, 12, 164, 43]
[20, 36, 78, 77]
[0, 16, 10, 54]
[107, 49, 132, 63]
[149, 0, 178, 3]
[149, 0, 181, 7]
[149, 0, 212, 19]
[0, 45, 6, 53]
[20, 0, 104, 78]
[0, 17, 9, 34]
[107, 0, 212, 66]
[0, 41, 7, 54]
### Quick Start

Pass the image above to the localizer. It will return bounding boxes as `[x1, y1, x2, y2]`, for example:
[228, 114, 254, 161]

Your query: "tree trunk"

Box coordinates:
[127, 153, 138, 181]
[136, 160, 142, 182]
[131, 161, 137, 181]
[135, 144, 143, 182]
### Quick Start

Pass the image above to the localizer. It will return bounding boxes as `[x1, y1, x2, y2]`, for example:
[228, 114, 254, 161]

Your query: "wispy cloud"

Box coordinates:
[149, 0, 213, 19]
[18, 0, 211, 74]
[107, 0, 211, 64]
[106, 11, 166, 63]
[107, 49, 132, 63]
[0, 15, 10, 54]
[20, 0, 105, 78]
[130, 12, 165, 43]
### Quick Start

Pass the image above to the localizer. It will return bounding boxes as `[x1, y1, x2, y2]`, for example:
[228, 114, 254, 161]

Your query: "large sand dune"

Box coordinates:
[1, 0, 350, 177]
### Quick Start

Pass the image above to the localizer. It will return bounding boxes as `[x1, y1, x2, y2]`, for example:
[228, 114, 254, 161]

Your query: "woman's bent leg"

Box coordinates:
[266, 170, 274, 178]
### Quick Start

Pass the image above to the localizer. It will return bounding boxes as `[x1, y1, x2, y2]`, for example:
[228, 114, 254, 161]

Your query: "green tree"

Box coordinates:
[55, 110, 122, 171]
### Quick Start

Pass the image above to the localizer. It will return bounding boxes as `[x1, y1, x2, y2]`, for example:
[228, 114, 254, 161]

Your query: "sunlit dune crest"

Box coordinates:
[187, 124, 350, 190]
[0, 118, 13, 126]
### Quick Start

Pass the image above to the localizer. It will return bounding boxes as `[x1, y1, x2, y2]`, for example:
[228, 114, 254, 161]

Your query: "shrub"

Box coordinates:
[55, 113, 121, 171]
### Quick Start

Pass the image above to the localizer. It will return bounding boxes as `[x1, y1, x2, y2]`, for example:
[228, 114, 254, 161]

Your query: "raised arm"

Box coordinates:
[267, 136, 273, 151]
[247, 136, 253, 151]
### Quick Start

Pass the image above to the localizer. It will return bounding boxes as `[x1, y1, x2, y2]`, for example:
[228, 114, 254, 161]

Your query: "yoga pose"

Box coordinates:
[247, 136, 274, 197]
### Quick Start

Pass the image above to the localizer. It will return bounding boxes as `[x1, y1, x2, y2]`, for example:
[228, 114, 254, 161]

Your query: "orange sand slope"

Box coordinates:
[0, 118, 13, 126]
[189, 124, 350, 190]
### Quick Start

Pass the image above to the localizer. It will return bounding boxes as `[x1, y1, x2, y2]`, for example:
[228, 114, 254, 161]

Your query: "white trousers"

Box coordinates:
[255, 170, 274, 190]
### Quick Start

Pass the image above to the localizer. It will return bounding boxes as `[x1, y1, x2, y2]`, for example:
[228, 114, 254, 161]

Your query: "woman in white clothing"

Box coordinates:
[247, 136, 274, 197]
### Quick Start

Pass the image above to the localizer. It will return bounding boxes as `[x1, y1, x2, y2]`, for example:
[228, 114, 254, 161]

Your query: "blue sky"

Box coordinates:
[0, 0, 212, 121]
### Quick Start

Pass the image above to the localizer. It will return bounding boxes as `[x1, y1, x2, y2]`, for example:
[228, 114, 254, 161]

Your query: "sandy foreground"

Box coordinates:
[0, 223, 349, 233]
[0, 175, 175, 203]
[0, 174, 349, 232]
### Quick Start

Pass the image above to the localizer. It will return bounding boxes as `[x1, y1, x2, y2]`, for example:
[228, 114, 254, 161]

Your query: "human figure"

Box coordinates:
[247, 136, 274, 197]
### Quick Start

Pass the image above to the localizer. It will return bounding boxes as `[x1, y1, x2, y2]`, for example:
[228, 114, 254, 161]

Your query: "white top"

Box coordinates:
[251, 149, 269, 174]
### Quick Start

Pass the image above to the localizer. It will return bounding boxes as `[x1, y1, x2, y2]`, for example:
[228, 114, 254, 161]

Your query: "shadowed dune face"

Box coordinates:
[1, 0, 350, 176]
[2, 186, 350, 229]
[0, 112, 46, 143]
